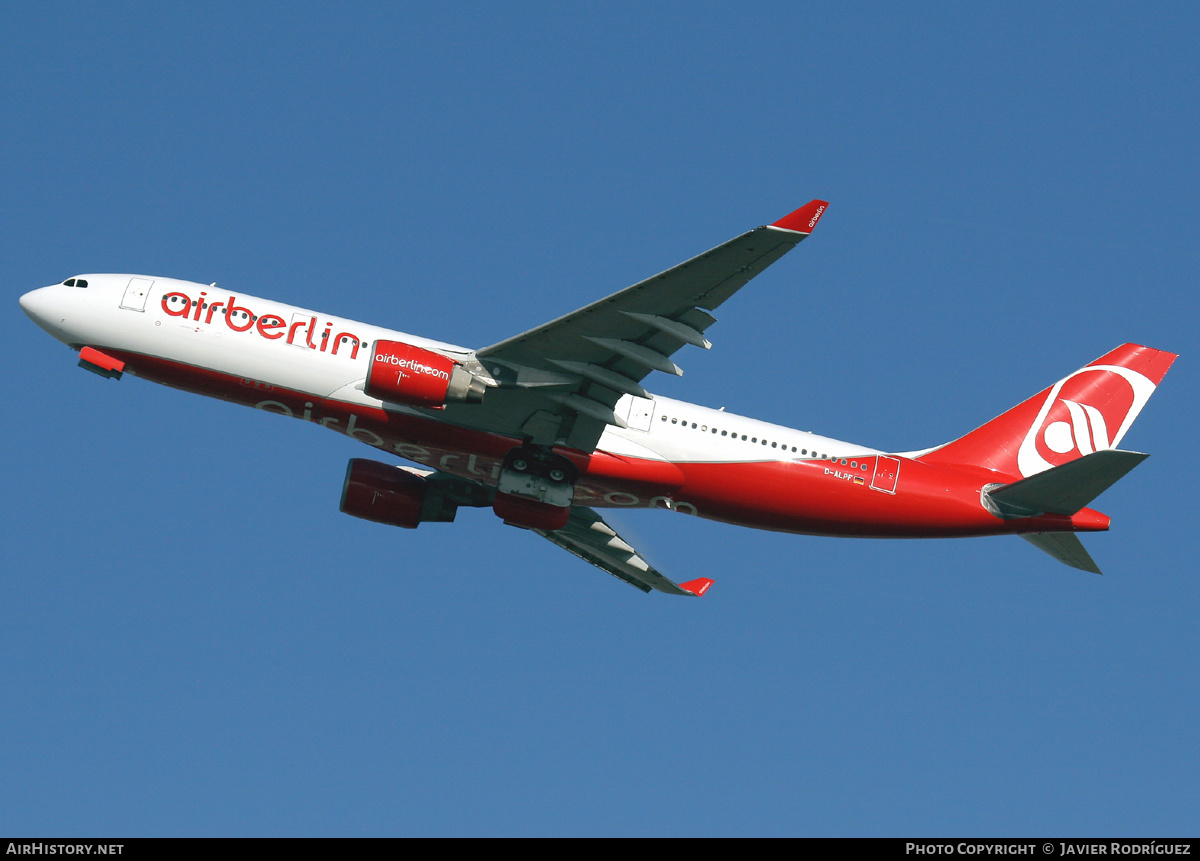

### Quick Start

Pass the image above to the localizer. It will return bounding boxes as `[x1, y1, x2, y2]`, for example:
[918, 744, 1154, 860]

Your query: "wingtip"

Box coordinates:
[679, 577, 714, 596]
[770, 200, 829, 235]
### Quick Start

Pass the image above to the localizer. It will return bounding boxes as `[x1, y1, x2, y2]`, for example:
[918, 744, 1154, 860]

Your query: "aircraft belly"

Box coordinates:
[98, 352, 686, 501]
[88, 351, 1108, 541]
[669, 458, 1020, 538]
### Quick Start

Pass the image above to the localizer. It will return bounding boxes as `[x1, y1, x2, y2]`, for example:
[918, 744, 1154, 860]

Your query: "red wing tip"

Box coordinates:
[679, 577, 714, 597]
[770, 200, 829, 234]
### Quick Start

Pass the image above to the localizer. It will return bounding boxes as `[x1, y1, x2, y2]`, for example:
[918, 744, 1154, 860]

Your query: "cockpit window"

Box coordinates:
[62, 278, 88, 288]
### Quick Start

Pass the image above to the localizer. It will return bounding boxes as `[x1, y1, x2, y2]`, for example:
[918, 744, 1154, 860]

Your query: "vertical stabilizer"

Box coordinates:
[919, 344, 1175, 479]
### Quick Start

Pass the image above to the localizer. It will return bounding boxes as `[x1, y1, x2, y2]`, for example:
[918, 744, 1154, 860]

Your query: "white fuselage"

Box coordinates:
[22, 274, 879, 470]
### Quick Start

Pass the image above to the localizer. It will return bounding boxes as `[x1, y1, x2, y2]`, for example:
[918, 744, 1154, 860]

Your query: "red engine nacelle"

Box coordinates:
[364, 340, 486, 408]
[339, 458, 456, 529]
[493, 492, 571, 531]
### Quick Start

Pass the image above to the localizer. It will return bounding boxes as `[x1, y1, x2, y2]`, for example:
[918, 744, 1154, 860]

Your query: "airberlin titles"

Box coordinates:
[161, 290, 490, 410]
[161, 290, 363, 358]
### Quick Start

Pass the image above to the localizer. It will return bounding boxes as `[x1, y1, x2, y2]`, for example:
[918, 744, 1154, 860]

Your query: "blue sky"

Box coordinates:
[3, 2, 1198, 836]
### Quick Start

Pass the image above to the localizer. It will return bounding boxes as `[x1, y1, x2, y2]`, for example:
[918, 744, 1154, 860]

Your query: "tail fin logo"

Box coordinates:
[1041, 399, 1110, 455]
[1017, 365, 1157, 477]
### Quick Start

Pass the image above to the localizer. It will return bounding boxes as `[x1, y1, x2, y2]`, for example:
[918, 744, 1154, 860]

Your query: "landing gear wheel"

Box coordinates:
[498, 445, 579, 508]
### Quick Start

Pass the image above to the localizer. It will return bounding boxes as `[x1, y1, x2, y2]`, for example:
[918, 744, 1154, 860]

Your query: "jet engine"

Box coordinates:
[493, 492, 572, 531]
[339, 458, 457, 529]
[364, 340, 486, 408]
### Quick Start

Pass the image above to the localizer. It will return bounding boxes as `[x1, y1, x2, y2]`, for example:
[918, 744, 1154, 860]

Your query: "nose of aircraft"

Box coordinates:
[19, 286, 53, 322]
[20, 284, 75, 342]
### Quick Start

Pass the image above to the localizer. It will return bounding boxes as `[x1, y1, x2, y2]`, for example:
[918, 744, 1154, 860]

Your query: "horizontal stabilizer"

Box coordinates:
[987, 449, 1148, 516]
[1020, 533, 1102, 574]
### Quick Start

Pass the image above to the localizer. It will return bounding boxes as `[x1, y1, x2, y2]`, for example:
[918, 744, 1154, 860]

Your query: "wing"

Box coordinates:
[454, 200, 829, 452]
[390, 466, 711, 596]
[532, 506, 714, 596]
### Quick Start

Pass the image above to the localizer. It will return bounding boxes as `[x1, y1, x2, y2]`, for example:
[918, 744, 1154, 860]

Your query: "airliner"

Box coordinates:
[19, 201, 1176, 595]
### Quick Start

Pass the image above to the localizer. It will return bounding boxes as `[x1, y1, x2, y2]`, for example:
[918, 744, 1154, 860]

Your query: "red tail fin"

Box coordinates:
[918, 344, 1176, 479]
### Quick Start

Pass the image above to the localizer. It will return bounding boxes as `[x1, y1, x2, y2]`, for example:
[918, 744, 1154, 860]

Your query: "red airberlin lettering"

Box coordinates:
[225, 296, 255, 332]
[373, 352, 451, 381]
[160, 292, 361, 358]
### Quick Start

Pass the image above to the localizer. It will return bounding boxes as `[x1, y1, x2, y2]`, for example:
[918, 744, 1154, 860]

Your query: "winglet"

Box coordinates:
[679, 577, 715, 597]
[770, 200, 829, 235]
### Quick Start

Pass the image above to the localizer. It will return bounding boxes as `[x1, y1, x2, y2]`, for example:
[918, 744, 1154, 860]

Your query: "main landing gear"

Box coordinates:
[493, 445, 578, 531]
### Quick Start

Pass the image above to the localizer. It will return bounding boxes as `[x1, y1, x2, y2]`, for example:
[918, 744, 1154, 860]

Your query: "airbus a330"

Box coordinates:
[20, 201, 1176, 595]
